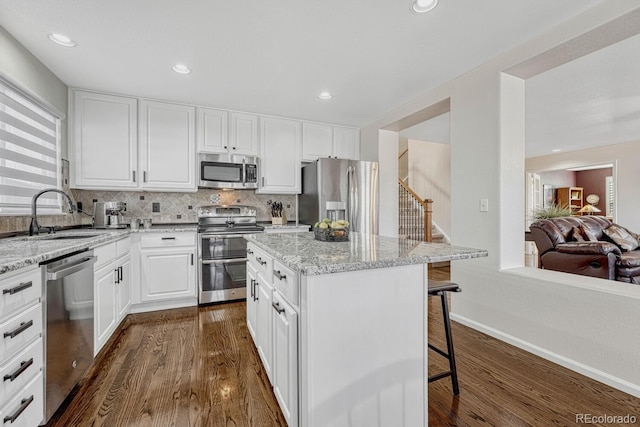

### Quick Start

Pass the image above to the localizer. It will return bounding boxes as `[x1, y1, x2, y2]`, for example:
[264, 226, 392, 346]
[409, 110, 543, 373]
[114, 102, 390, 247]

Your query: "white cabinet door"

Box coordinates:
[255, 272, 274, 381]
[302, 122, 333, 162]
[94, 262, 117, 355]
[272, 292, 299, 427]
[140, 100, 196, 191]
[140, 247, 196, 301]
[72, 90, 138, 189]
[116, 255, 131, 322]
[197, 107, 228, 154]
[259, 117, 301, 194]
[246, 263, 258, 341]
[333, 126, 360, 160]
[230, 112, 259, 156]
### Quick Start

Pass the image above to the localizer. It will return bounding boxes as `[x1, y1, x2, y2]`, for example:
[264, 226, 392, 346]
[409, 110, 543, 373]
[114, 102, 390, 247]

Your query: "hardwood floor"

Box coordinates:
[48, 266, 639, 426]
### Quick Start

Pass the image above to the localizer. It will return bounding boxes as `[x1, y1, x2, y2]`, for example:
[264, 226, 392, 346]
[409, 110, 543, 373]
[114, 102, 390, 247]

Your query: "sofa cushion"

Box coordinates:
[617, 251, 640, 270]
[570, 226, 586, 242]
[603, 224, 640, 251]
[580, 225, 598, 241]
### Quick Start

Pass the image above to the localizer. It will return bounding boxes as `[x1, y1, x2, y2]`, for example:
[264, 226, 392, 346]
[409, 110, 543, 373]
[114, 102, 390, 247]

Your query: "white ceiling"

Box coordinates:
[0, 0, 603, 128]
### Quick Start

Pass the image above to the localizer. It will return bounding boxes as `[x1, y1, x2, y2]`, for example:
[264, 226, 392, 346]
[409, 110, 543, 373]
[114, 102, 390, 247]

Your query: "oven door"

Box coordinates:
[199, 234, 248, 260]
[199, 259, 247, 304]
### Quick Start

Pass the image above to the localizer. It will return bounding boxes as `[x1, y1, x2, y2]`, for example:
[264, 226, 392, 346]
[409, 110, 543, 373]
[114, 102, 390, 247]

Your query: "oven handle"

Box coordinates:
[201, 258, 247, 265]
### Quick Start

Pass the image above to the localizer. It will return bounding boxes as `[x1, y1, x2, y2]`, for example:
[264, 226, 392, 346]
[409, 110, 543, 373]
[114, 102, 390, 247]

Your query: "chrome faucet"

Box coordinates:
[29, 188, 76, 235]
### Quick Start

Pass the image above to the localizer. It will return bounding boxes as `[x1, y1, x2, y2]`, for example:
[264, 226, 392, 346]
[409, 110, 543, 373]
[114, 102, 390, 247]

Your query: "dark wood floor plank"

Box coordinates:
[47, 266, 639, 426]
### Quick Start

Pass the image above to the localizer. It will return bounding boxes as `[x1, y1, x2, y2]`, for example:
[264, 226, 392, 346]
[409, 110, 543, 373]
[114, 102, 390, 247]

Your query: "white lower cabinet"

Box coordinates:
[272, 292, 298, 427]
[255, 272, 274, 381]
[94, 237, 131, 355]
[247, 243, 298, 426]
[246, 263, 258, 340]
[139, 233, 196, 303]
[0, 266, 44, 426]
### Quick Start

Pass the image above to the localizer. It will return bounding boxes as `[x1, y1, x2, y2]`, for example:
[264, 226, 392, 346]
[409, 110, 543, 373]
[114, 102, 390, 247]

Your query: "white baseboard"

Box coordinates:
[450, 313, 640, 398]
[129, 297, 197, 314]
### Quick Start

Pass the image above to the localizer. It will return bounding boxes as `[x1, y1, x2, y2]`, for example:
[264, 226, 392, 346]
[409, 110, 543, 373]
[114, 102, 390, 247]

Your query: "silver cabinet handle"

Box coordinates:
[3, 358, 33, 382]
[143, 171, 147, 182]
[272, 301, 285, 314]
[161, 237, 176, 240]
[114, 268, 120, 284]
[119, 266, 123, 282]
[273, 270, 286, 280]
[255, 257, 266, 266]
[133, 170, 136, 182]
[3, 320, 33, 339]
[246, 249, 253, 255]
[2, 281, 32, 295]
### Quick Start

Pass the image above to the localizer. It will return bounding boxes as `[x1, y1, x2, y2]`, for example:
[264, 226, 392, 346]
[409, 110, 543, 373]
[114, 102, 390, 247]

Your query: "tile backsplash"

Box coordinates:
[0, 189, 297, 234]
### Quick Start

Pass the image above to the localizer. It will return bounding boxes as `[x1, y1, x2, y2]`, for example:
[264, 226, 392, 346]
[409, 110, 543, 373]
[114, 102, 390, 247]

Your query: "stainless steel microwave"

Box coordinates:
[198, 153, 259, 189]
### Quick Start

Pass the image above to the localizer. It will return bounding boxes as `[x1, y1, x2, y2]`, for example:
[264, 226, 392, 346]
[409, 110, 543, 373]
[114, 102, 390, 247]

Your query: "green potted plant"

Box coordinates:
[531, 204, 572, 220]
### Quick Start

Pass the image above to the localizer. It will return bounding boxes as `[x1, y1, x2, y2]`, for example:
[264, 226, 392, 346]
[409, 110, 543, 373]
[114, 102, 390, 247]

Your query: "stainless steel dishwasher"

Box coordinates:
[42, 249, 96, 422]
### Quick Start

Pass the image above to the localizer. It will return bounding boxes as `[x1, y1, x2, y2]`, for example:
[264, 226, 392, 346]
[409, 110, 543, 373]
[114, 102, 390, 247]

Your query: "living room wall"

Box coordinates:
[527, 140, 640, 230]
[363, 1, 640, 397]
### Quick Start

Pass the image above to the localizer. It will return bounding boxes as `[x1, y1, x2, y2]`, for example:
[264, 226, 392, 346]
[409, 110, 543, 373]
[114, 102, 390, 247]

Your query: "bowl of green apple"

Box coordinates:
[313, 218, 350, 242]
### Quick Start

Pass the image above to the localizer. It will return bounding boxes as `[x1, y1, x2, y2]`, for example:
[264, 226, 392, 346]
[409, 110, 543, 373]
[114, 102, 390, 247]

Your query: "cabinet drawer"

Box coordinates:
[0, 304, 42, 363]
[247, 245, 272, 282]
[0, 338, 42, 406]
[94, 242, 116, 269]
[140, 232, 196, 248]
[0, 268, 41, 322]
[272, 260, 298, 307]
[116, 237, 131, 257]
[0, 371, 43, 427]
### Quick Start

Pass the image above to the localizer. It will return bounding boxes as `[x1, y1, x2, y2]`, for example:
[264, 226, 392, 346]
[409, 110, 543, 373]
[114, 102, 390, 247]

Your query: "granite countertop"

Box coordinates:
[0, 224, 199, 275]
[245, 232, 488, 276]
[260, 223, 311, 230]
[130, 224, 197, 233]
[0, 229, 130, 275]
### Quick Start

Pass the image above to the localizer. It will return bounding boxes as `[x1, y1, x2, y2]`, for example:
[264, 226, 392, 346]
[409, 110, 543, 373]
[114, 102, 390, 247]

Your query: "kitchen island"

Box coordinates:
[244, 232, 487, 427]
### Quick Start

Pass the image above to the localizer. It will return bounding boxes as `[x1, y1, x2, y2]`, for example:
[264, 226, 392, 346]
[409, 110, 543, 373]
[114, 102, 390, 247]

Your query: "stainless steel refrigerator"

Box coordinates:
[300, 158, 379, 234]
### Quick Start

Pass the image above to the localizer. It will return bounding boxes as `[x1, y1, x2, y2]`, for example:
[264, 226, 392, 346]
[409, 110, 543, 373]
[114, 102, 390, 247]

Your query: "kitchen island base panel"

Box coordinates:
[300, 263, 427, 427]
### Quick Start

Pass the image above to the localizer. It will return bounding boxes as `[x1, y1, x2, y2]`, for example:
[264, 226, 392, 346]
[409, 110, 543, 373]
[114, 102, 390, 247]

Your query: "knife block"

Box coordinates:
[271, 210, 287, 225]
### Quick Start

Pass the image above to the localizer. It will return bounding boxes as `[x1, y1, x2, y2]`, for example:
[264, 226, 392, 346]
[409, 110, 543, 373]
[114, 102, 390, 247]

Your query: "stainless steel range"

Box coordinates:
[197, 205, 264, 304]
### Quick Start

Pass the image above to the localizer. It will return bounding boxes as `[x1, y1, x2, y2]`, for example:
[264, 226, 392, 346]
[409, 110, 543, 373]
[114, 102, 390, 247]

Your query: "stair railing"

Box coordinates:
[398, 179, 433, 242]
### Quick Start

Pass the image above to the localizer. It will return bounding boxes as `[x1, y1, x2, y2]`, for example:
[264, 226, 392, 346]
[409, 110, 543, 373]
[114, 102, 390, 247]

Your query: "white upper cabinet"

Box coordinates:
[197, 107, 228, 154]
[139, 100, 196, 191]
[229, 112, 259, 156]
[197, 109, 259, 156]
[301, 122, 360, 161]
[71, 90, 138, 189]
[332, 126, 360, 160]
[259, 117, 301, 194]
[302, 122, 332, 161]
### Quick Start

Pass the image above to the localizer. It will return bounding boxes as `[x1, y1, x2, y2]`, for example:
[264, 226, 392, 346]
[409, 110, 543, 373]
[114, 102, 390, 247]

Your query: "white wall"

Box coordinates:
[408, 139, 450, 239]
[527, 140, 640, 231]
[361, 1, 640, 397]
[0, 26, 68, 157]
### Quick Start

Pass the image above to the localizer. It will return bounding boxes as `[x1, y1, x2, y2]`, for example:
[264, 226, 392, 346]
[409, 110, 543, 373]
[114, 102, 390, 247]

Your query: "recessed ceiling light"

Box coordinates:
[318, 91, 332, 100]
[551, 149, 562, 153]
[411, 0, 438, 13]
[47, 33, 77, 47]
[171, 64, 191, 74]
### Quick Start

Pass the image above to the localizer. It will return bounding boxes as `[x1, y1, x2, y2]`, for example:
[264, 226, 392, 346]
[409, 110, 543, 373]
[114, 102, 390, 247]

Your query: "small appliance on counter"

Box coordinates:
[93, 201, 127, 228]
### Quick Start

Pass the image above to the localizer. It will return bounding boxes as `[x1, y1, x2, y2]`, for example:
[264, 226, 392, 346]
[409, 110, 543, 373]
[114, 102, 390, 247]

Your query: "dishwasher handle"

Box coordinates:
[46, 256, 97, 281]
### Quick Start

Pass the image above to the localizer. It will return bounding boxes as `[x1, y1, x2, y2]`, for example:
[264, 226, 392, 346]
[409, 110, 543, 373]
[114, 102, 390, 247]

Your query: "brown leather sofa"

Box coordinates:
[530, 216, 640, 284]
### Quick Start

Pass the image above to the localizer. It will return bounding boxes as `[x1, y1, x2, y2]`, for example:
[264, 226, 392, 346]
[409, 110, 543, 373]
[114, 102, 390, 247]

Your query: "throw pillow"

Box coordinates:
[580, 225, 598, 242]
[602, 224, 640, 252]
[571, 226, 586, 242]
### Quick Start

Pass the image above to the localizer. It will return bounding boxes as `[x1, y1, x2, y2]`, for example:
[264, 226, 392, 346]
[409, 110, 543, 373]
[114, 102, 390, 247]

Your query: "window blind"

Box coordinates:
[0, 80, 61, 214]
[606, 175, 614, 218]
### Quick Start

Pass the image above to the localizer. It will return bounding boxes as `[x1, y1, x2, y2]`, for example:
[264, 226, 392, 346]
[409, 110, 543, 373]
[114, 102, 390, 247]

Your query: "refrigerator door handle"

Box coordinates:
[347, 165, 358, 231]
